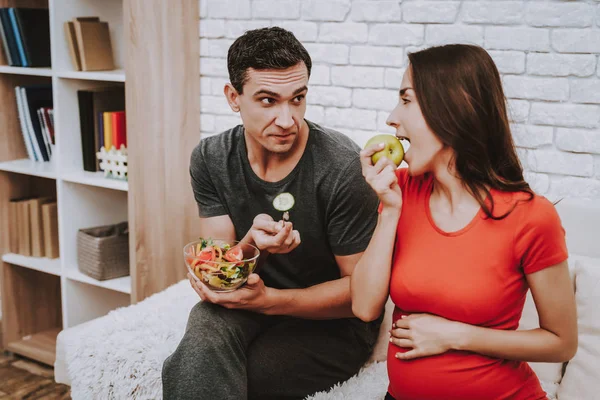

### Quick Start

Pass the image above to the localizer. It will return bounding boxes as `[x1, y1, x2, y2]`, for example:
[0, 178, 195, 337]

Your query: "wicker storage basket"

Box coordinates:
[77, 221, 130, 280]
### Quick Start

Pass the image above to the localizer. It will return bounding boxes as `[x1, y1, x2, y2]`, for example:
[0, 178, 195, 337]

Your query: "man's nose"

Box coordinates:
[275, 105, 294, 129]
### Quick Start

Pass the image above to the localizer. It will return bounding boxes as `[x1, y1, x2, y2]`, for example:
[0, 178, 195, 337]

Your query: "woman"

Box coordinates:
[351, 44, 578, 400]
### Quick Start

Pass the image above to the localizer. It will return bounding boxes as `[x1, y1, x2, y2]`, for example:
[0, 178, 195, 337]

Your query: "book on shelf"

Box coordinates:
[8, 200, 19, 253]
[64, 16, 114, 71]
[9, 196, 59, 259]
[17, 198, 30, 256]
[111, 111, 127, 149]
[64, 21, 80, 70]
[15, 84, 54, 162]
[41, 201, 59, 259]
[102, 110, 127, 151]
[0, 7, 50, 67]
[30, 196, 53, 257]
[77, 86, 125, 172]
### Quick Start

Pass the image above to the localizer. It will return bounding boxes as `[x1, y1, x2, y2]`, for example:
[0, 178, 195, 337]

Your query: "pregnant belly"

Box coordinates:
[386, 344, 547, 400]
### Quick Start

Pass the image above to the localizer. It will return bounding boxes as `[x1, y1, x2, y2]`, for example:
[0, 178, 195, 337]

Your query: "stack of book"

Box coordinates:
[64, 16, 114, 71]
[9, 197, 59, 259]
[0, 7, 51, 67]
[16, 84, 54, 162]
[78, 86, 126, 172]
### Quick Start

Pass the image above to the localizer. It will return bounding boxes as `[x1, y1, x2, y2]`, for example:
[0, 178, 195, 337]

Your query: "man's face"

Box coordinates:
[228, 62, 309, 154]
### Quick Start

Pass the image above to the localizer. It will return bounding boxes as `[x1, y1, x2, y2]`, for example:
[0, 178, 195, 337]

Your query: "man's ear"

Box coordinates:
[224, 83, 241, 113]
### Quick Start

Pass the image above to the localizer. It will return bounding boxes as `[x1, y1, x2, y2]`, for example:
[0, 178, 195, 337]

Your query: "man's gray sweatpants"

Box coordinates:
[162, 301, 378, 400]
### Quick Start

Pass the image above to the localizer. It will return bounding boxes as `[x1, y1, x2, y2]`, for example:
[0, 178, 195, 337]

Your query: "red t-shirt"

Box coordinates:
[386, 169, 568, 400]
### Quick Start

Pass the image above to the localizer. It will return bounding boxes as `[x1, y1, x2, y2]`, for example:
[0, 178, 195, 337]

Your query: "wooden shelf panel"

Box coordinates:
[0, 159, 56, 179]
[61, 170, 128, 192]
[65, 268, 131, 294]
[6, 328, 60, 366]
[2, 253, 60, 276]
[56, 69, 125, 82]
[0, 66, 53, 77]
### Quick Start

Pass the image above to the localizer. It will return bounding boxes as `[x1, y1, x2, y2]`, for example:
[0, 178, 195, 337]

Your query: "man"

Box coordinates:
[162, 27, 381, 400]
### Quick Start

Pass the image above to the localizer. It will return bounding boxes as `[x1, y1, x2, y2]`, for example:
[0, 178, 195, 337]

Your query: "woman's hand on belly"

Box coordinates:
[390, 313, 467, 360]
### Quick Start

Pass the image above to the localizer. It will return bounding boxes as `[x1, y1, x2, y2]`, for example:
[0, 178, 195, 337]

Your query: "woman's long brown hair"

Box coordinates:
[408, 44, 533, 219]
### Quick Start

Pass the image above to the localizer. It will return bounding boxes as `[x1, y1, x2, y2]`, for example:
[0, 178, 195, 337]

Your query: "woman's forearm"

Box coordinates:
[351, 207, 400, 322]
[455, 324, 578, 363]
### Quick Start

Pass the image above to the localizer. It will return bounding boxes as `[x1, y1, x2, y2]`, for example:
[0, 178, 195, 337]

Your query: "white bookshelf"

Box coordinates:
[0, 0, 200, 367]
[0, 0, 132, 365]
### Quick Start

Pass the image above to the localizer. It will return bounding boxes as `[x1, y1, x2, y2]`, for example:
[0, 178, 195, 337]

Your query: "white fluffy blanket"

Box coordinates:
[60, 280, 556, 400]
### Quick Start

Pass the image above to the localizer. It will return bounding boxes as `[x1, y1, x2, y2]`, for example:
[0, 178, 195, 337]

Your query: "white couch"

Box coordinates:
[55, 198, 600, 400]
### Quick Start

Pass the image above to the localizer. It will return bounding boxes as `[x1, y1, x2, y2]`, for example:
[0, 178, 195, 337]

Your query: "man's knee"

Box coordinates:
[185, 301, 226, 332]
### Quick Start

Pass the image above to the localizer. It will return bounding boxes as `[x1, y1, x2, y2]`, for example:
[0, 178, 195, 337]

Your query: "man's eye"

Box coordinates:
[261, 98, 275, 105]
[293, 95, 305, 103]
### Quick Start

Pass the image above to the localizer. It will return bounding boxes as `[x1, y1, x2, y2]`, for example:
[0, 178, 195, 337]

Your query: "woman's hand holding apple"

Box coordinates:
[360, 143, 403, 212]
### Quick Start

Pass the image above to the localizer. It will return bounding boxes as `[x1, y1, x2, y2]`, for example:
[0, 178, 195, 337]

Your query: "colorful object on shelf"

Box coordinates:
[96, 145, 127, 181]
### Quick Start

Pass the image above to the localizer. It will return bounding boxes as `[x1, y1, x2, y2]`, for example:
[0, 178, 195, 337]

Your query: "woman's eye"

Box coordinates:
[402, 98, 410, 104]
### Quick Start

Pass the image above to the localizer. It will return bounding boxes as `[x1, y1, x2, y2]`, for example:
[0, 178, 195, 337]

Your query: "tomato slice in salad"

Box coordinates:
[198, 246, 216, 262]
[224, 246, 243, 262]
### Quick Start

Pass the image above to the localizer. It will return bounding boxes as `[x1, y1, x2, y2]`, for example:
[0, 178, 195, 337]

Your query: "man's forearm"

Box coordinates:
[264, 276, 354, 319]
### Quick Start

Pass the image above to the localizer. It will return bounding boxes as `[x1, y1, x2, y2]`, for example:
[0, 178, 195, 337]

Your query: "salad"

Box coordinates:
[184, 238, 258, 291]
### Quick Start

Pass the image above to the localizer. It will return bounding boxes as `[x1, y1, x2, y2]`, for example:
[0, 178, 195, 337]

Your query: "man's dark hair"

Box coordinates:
[227, 26, 312, 94]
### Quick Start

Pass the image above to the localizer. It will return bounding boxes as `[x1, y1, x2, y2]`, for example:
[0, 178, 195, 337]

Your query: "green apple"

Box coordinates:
[364, 134, 405, 167]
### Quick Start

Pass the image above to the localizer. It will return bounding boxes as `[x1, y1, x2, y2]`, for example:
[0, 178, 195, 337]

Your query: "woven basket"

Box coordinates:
[77, 221, 130, 281]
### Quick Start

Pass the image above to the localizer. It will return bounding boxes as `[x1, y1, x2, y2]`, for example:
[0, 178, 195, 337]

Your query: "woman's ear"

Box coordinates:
[224, 83, 240, 113]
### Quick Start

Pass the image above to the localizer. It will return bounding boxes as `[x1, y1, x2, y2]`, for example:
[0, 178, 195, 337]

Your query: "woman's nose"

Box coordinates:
[386, 114, 399, 129]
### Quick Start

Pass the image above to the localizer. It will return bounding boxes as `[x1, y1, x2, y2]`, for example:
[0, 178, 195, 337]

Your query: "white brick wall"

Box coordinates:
[199, 0, 600, 200]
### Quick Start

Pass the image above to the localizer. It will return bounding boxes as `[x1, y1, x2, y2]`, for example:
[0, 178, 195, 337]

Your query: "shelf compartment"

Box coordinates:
[61, 170, 128, 191]
[58, 181, 128, 269]
[63, 279, 130, 328]
[0, 265, 62, 365]
[52, 78, 125, 173]
[6, 328, 61, 366]
[2, 253, 60, 276]
[51, 0, 124, 73]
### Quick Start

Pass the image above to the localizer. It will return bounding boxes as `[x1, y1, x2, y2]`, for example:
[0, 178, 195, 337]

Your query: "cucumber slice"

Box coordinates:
[273, 192, 295, 211]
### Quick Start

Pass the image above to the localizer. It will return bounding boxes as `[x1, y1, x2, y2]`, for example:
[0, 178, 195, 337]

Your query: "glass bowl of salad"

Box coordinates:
[183, 238, 260, 292]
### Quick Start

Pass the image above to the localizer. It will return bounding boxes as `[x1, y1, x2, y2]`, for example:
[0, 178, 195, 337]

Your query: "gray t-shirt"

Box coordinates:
[190, 120, 379, 290]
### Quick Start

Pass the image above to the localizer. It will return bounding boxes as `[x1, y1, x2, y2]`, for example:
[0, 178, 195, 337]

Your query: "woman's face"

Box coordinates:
[386, 67, 447, 176]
